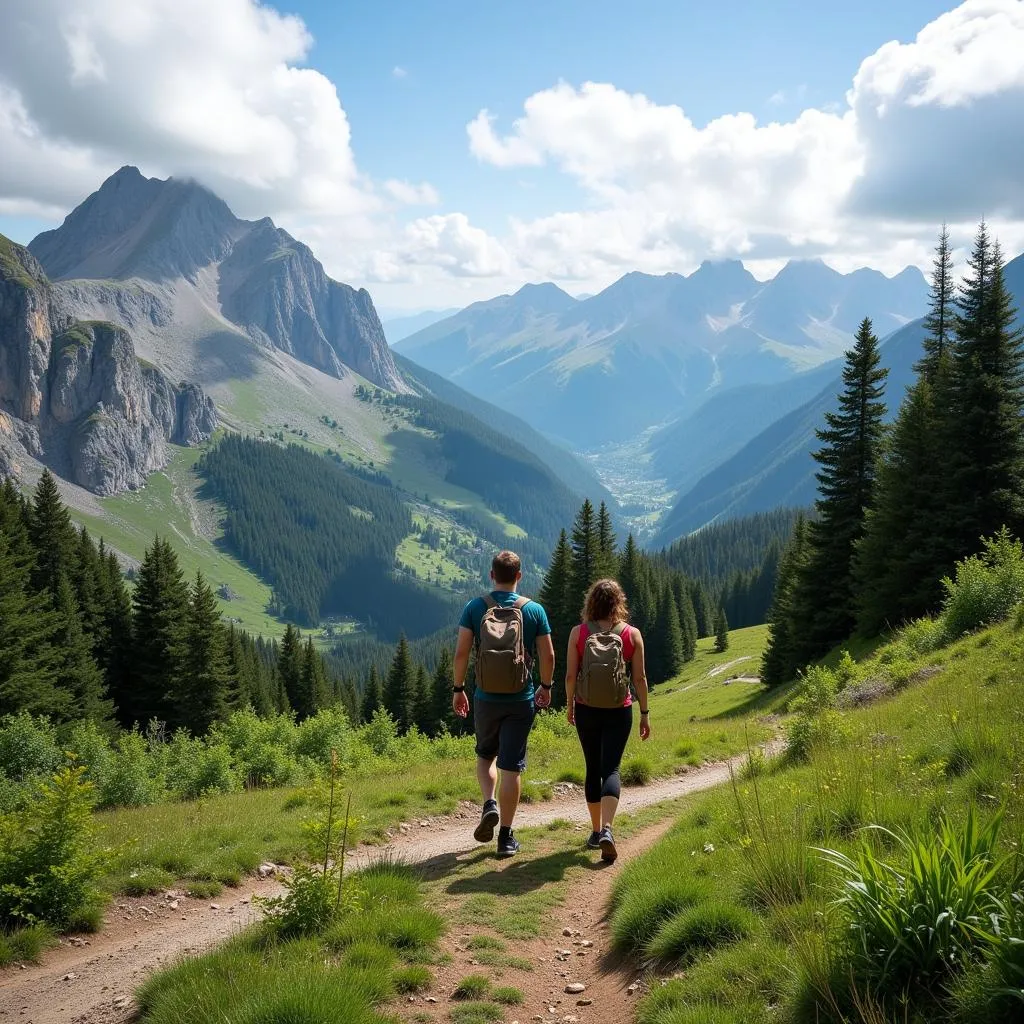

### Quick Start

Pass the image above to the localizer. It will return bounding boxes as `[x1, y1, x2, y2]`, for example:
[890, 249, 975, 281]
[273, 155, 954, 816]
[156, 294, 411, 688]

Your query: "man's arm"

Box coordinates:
[452, 626, 474, 718]
[534, 633, 555, 708]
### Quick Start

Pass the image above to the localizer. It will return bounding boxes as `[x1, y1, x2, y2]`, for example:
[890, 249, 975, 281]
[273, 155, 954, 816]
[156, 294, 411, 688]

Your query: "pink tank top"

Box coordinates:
[575, 622, 635, 707]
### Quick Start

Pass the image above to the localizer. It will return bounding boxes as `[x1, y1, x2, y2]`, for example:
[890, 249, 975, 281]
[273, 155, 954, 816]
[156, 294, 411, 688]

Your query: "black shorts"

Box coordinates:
[473, 700, 536, 773]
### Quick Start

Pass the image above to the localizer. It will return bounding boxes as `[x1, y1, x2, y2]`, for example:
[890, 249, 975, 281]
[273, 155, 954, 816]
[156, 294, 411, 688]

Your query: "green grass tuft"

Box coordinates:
[119, 866, 175, 896]
[394, 964, 433, 993]
[449, 1002, 505, 1024]
[452, 973, 491, 1000]
[491, 984, 524, 1005]
[645, 902, 756, 964]
[621, 757, 654, 786]
[0, 925, 55, 967]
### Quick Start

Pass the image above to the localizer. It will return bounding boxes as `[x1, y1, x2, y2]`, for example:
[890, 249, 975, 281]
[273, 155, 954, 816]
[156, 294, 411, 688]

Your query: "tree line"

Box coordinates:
[199, 435, 456, 639]
[764, 222, 1023, 683]
[0, 470, 355, 734]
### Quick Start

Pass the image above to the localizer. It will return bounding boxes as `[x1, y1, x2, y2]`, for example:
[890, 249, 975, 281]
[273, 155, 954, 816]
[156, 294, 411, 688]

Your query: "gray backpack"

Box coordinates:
[577, 622, 629, 708]
[475, 595, 532, 694]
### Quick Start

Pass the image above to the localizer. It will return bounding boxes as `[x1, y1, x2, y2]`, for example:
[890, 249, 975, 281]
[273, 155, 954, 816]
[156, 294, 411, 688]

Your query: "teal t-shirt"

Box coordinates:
[460, 591, 551, 702]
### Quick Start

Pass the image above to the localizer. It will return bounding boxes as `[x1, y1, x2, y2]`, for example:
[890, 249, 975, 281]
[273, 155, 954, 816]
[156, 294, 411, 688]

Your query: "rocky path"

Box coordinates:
[0, 753, 763, 1024]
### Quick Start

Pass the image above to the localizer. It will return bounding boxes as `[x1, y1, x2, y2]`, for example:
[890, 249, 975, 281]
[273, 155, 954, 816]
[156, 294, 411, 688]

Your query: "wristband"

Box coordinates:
[640, 710, 649, 716]
[453, 686, 466, 693]
[539, 683, 553, 690]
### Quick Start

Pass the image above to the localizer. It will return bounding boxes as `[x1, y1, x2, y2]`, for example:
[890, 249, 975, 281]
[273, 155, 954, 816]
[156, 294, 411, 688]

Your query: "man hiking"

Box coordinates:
[453, 550, 555, 856]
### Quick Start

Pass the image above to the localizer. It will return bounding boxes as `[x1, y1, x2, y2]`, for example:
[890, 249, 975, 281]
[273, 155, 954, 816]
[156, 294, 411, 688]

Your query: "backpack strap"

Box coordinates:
[612, 622, 628, 637]
[512, 596, 530, 609]
[482, 594, 497, 609]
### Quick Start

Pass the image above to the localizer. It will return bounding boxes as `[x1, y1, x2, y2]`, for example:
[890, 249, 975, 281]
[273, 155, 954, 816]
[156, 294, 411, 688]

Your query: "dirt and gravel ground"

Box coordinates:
[0, 753, 762, 1024]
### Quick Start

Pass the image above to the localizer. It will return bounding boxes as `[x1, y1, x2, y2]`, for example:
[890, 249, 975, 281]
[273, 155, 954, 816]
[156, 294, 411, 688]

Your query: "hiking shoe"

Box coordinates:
[598, 826, 617, 863]
[585, 830, 602, 850]
[497, 829, 520, 857]
[474, 799, 500, 843]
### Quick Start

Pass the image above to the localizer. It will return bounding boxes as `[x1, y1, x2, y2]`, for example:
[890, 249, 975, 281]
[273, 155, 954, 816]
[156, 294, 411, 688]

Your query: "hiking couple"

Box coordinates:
[453, 550, 650, 861]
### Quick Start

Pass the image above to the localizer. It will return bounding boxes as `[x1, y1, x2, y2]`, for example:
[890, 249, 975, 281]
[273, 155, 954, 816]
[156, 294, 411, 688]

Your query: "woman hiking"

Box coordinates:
[565, 578, 650, 863]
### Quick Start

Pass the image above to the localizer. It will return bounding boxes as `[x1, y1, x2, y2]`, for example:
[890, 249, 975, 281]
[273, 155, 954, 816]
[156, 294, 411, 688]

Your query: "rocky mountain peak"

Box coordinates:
[28, 168, 404, 391]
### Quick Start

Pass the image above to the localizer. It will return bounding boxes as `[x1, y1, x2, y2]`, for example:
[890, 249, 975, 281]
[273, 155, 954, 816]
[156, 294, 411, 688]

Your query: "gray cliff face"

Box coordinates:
[219, 220, 402, 388]
[29, 167, 404, 392]
[0, 235, 217, 495]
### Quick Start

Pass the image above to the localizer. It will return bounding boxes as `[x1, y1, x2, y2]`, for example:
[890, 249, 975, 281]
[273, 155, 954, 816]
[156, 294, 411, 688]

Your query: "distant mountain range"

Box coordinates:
[395, 260, 928, 447]
[650, 251, 1024, 545]
[383, 309, 460, 344]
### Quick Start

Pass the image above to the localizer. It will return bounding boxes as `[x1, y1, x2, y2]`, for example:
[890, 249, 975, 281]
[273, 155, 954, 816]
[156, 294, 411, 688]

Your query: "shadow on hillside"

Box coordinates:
[707, 677, 798, 720]
[443, 847, 606, 898]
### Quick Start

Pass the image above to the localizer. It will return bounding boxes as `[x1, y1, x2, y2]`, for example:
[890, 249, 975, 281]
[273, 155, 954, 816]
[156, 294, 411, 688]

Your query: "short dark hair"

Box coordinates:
[492, 550, 522, 584]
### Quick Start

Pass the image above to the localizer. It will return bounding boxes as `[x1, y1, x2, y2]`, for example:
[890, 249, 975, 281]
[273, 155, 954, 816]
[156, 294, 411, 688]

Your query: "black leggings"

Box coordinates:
[574, 703, 633, 804]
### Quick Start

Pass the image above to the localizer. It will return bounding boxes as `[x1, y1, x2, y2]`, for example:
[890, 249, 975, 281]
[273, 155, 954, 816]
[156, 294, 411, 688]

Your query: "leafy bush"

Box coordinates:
[0, 767, 104, 931]
[785, 666, 846, 762]
[99, 732, 162, 808]
[941, 529, 1024, 641]
[0, 714, 61, 784]
[899, 616, 947, 656]
[817, 808, 1007, 995]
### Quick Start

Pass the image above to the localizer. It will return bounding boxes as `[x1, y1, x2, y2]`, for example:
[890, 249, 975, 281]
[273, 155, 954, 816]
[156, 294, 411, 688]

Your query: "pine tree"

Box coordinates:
[360, 664, 383, 723]
[917, 223, 955, 374]
[72, 528, 106, 656]
[28, 469, 78, 596]
[52, 572, 111, 722]
[277, 624, 303, 715]
[0, 530, 63, 717]
[670, 575, 698, 662]
[413, 664, 431, 734]
[129, 538, 189, 727]
[793, 319, 888, 662]
[595, 501, 618, 579]
[947, 228, 1024, 553]
[855, 369, 952, 633]
[428, 648, 455, 736]
[618, 535, 654, 635]
[100, 549, 135, 720]
[569, 500, 599, 618]
[225, 624, 252, 710]
[762, 515, 809, 685]
[649, 583, 685, 684]
[172, 572, 230, 734]
[384, 634, 416, 733]
[538, 529, 573, 708]
[714, 606, 730, 653]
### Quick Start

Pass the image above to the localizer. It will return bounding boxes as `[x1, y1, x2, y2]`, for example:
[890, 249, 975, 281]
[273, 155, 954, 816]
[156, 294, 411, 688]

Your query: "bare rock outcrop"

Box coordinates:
[0, 234, 216, 494]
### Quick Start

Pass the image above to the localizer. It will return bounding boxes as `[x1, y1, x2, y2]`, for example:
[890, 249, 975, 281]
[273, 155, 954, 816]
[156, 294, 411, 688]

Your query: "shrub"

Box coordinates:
[899, 616, 947, 656]
[260, 864, 336, 937]
[953, 890, 1024, 1022]
[0, 714, 61, 784]
[99, 732, 162, 808]
[0, 767, 104, 931]
[817, 808, 1007, 995]
[941, 529, 1024, 641]
[785, 666, 846, 762]
[622, 757, 653, 786]
[452, 973, 491, 999]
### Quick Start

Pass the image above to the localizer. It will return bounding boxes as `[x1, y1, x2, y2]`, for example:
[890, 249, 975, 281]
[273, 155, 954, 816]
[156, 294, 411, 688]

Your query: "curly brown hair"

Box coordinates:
[582, 578, 630, 625]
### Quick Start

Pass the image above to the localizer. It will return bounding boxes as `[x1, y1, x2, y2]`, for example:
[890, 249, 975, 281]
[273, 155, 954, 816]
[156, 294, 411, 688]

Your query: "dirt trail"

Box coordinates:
[0, 753, 762, 1024]
[403, 815, 678, 1024]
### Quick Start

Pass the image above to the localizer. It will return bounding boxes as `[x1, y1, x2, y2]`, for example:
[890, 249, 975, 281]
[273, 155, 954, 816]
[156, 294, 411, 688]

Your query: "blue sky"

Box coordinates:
[298, 0, 953, 235]
[1, 0, 1022, 311]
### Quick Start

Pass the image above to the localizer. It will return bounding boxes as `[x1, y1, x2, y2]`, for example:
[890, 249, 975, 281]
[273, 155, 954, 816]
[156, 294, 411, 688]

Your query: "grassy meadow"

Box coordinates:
[609, 618, 1024, 1023]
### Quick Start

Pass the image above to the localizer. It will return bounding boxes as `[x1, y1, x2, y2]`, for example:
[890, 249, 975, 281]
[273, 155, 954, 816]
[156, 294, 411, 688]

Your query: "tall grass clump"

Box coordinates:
[817, 808, 1010, 999]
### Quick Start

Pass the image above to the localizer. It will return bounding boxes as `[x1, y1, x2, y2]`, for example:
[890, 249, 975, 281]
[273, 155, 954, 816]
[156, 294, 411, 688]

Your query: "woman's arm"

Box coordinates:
[565, 626, 581, 723]
[631, 629, 651, 739]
